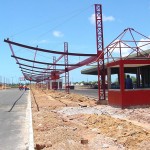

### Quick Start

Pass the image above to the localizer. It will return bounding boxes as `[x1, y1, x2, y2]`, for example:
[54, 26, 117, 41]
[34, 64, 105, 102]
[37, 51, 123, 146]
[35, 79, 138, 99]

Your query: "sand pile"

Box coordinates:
[31, 87, 150, 150]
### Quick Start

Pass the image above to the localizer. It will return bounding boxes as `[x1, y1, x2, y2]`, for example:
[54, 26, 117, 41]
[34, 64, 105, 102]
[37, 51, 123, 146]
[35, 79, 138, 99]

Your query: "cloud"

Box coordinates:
[137, 37, 150, 50]
[52, 31, 64, 37]
[89, 13, 115, 25]
[109, 37, 150, 58]
[103, 15, 115, 22]
[111, 41, 131, 57]
[89, 14, 95, 25]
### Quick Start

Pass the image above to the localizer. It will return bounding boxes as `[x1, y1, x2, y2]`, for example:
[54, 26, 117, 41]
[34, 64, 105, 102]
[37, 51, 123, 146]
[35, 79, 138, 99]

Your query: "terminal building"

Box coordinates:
[81, 49, 150, 89]
[81, 37, 150, 109]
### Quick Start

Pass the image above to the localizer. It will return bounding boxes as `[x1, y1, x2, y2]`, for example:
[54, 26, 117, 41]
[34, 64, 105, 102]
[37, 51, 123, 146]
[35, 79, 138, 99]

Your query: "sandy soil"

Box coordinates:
[31, 87, 150, 150]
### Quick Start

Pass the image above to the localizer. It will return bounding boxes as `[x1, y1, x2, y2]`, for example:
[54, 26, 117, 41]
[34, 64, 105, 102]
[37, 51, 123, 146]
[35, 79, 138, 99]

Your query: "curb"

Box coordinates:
[27, 90, 34, 150]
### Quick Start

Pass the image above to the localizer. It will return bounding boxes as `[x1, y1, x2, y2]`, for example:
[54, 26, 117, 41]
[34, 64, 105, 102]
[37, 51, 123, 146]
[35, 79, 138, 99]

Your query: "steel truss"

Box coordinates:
[4, 39, 96, 56]
[4, 4, 105, 98]
[97, 28, 150, 62]
[95, 4, 105, 101]
[53, 56, 57, 89]
[64, 42, 69, 94]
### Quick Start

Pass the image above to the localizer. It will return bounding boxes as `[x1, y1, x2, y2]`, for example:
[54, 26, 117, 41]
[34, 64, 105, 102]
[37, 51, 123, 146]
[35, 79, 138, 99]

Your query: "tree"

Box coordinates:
[131, 76, 136, 83]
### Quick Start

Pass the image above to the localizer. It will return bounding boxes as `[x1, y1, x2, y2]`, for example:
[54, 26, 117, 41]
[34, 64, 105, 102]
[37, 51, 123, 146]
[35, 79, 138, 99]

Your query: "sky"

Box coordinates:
[0, 0, 150, 84]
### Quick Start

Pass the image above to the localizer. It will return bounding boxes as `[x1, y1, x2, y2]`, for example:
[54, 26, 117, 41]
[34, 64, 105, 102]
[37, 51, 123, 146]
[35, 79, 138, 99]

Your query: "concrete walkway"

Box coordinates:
[0, 88, 34, 150]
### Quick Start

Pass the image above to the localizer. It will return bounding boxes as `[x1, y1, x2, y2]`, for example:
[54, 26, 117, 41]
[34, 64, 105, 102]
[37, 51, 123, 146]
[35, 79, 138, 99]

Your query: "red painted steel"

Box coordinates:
[8, 42, 30, 81]
[43, 54, 65, 73]
[4, 39, 96, 56]
[97, 28, 150, 62]
[108, 91, 123, 107]
[5, 4, 102, 85]
[20, 67, 52, 73]
[60, 56, 97, 73]
[18, 63, 64, 71]
[5, 4, 150, 109]
[104, 28, 150, 108]
[22, 70, 43, 76]
[107, 59, 150, 68]
[33, 47, 38, 68]
[108, 89, 150, 108]
[107, 59, 150, 108]
[122, 90, 150, 108]
[53, 56, 57, 89]
[95, 4, 105, 100]
[64, 42, 69, 94]
[12, 55, 79, 66]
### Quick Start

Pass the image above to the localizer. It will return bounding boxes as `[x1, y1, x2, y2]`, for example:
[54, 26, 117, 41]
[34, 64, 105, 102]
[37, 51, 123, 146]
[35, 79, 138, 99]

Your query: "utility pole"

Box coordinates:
[11, 76, 14, 85]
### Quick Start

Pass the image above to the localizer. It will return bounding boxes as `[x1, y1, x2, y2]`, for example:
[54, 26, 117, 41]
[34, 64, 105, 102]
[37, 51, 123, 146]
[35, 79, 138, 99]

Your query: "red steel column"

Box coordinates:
[53, 56, 57, 89]
[119, 60, 124, 108]
[64, 42, 69, 94]
[95, 4, 105, 101]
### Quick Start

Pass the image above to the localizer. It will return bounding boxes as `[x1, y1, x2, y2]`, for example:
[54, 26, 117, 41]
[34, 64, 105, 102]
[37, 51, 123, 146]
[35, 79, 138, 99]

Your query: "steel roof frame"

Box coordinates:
[4, 39, 97, 56]
[17, 63, 64, 71]
[11, 55, 80, 66]
[4, 4, 105, 101]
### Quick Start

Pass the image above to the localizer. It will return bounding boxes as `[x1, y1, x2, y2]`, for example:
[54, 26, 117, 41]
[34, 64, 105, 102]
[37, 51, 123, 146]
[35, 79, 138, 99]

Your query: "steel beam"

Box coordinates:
[12, 55, 79, 66]
[64, 42, 69, 94]
[20, 67, 52, 73]
[95, 4, 105, 101]
[4, 39, 96, 56]
[17, 63, 64, 71]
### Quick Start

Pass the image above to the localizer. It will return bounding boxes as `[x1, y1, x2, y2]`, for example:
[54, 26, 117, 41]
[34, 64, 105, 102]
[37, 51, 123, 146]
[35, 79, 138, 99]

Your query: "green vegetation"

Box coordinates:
[73, 81, 98, 85]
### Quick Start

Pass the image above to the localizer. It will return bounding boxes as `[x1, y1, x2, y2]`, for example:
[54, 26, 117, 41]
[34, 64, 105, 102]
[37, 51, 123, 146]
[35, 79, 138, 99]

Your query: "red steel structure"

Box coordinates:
[52, 56, 57, 89]
[97, 28, 150, 108]
[4, 4, 150, 108]
[4, 38, 98, 84]
[64, 42, 69, 93]
[95, 4, 105, 101]
[4, 40, 96, 56]
[4, 4, 104, 101]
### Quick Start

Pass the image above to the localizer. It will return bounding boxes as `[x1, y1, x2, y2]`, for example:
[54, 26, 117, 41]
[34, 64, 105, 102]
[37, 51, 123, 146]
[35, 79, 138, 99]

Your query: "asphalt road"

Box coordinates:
[0, 88, 31, 150]
[70, 89, 99, 99]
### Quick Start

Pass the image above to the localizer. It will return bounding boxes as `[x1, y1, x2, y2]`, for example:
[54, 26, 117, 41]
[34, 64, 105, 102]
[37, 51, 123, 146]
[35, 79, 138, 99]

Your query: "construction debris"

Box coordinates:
[31, 88, 150, 150]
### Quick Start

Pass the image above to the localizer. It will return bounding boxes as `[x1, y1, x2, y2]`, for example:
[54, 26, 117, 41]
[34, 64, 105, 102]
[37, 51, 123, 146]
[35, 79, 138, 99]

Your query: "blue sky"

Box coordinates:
[0, 0, 150, 83]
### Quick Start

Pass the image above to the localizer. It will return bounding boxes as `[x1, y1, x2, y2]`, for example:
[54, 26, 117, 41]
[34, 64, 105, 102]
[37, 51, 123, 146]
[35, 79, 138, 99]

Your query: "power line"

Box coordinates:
[10, 4, 93, 38]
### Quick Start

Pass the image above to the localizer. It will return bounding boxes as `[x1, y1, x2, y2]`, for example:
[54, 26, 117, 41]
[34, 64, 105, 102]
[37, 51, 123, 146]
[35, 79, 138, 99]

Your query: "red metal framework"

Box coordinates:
[43, 53, 65, 74]
[4, 38, 97, 84]
[64, 42, 69, 94]
[4, 4, 104, 98]
[95, 4, 105, 101]
[18, 63, 64, 71]
[96, 27, 150, 107]
[4, 38, 98, 84]
[4, 39, 96, 56]
[11, 55, 79, 66]
[53, 56, 56, 71]
[3, 4, 150, 108]
[97, 28, 150, 62]
[53, 56, 57, 89]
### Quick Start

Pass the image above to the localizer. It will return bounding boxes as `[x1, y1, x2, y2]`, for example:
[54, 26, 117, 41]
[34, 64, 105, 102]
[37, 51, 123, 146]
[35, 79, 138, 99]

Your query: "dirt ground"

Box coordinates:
[31, 87, 150, 150]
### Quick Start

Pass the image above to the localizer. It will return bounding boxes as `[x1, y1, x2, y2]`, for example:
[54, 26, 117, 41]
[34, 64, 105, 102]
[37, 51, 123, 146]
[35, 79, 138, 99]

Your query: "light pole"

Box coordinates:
[11, 76, 14, 86]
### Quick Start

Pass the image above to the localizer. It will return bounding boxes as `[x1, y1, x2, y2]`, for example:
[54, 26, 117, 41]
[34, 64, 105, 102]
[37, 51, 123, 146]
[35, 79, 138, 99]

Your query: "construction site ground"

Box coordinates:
[31, 87, 150, 150]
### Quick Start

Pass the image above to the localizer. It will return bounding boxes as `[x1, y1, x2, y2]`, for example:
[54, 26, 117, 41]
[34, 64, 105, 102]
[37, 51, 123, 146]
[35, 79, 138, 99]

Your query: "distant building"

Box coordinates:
[47, 79, 63, 90]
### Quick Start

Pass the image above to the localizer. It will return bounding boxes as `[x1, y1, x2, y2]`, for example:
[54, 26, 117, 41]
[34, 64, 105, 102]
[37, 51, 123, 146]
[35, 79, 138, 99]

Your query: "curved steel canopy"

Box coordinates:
[22, 71, 44, 76]
[5, 39, 97, 56]
[20, 67, 53, 73]
[12, 55, 79, 66]
[17, 63, 63, 70]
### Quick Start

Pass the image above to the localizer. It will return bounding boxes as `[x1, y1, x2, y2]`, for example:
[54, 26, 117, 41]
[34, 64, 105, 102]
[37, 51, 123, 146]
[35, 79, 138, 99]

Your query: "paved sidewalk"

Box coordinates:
[0, 88, 34, 150]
